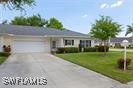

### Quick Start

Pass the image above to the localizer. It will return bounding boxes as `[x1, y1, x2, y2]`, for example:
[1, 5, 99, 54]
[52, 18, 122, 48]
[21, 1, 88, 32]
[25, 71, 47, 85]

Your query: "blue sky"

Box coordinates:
[0, 0, 133, 37]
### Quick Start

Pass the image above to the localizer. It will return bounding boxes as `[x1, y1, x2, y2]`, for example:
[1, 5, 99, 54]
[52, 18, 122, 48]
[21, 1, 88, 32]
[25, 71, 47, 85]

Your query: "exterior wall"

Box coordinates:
[44, 37, 51, 53]
[0, 36, 3, 52]
[63, 38, 79, 47]
[91, 40, 95, 47]
[58, 38, 93, 47]
[51, 38, 61, 48]
[1, 35, 93, 53]
[3, 36, 13, 46]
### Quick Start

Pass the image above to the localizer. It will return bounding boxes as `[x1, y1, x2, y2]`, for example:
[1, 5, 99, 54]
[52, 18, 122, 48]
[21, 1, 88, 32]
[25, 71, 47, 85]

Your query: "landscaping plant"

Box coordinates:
[117, 58, 132, 69]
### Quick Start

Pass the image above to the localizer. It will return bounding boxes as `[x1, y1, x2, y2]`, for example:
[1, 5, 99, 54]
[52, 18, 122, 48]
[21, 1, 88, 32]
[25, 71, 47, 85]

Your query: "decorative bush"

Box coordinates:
[57, 47, 79, 54]
[117, 58, 132, 69]
[0, 52, 11, 57]
[56, 47, 65, 53]
[114, 46, 124, 49]
[3, 45, 11, 52]
[98, 46, 109, 52]
[84, 47, 98, 52]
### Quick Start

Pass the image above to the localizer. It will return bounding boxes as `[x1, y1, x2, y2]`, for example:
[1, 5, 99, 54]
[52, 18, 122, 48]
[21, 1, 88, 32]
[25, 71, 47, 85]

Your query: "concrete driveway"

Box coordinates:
[0, 53, 131, 88]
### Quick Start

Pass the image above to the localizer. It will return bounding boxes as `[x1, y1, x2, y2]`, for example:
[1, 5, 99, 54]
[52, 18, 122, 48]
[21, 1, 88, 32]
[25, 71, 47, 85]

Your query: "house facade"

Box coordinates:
[0, 24, 94, 53]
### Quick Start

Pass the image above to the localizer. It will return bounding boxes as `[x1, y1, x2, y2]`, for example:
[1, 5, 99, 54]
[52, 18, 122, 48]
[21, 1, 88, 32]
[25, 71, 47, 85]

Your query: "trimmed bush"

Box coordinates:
[98, 46, 109, 52]
[56, 48, 65, 54]
[3, 45, 11, 53]
[0, 52, 11, 57]
[84, 47, 97, 52]
[117, 58, 132, 69]
[114, 46, 124, 49]
[65, 47, 79, 53]
[57, 47, 79, 54]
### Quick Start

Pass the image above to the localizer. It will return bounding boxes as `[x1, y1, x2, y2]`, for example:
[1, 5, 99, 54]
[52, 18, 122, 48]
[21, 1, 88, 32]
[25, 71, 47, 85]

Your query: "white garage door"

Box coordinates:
[13, 41, 45, 53]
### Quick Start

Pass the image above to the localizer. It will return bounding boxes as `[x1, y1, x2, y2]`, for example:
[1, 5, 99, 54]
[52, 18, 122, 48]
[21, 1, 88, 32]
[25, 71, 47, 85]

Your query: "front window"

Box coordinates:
[65, 40, 74, 46]
[80, 40, 91, 47]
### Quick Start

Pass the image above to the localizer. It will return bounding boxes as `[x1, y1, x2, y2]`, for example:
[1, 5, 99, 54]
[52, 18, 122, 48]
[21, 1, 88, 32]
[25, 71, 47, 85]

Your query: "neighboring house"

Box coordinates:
[94, 37, 132, 47]
[0, 24, 93, 53]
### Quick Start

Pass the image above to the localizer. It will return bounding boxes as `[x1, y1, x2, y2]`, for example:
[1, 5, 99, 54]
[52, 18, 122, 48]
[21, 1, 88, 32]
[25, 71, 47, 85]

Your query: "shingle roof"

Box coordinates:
[94, 37, 132, 43]
[110, 37, 132, 43]
[0, 24, 88, 37]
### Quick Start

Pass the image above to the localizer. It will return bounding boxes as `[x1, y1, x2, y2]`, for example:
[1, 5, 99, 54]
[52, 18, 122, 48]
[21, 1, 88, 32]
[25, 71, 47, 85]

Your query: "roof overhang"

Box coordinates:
[0, 33, 91, 39]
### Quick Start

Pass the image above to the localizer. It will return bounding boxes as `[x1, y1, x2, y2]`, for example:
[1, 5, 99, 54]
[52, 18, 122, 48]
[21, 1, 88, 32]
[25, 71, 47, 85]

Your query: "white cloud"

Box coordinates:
[100, 0, 124, 9]
[82, 14, 88, 18]
[100, 3, 109, 9]
[110, 0, 123, 8]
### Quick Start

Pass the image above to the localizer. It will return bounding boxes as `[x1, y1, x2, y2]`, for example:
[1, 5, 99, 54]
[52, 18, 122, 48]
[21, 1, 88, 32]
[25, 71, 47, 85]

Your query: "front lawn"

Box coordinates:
[0, 53, 9, 65]
[56, 52, 133, 83]
[0, 56, 7, 65]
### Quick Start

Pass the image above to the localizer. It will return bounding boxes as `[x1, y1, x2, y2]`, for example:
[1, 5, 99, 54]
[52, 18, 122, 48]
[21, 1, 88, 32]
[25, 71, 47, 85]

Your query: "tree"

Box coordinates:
[10, 14, 47, 27]
[90, 16, 121, 53]
[10, 16, 28, 25]
[125, 23, 133, 46]
[46, 18, 64, 30]
[0, 0, 35, 11]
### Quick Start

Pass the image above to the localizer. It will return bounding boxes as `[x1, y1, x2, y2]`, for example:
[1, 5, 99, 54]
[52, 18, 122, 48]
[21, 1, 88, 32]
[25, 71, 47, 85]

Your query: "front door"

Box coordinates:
[52, 41, 56, 49]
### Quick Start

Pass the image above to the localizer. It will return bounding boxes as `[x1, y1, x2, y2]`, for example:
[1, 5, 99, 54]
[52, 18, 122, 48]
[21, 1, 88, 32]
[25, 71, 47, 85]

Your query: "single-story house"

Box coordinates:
[94, 37, 132, 47]
[0, 24, 94, 53]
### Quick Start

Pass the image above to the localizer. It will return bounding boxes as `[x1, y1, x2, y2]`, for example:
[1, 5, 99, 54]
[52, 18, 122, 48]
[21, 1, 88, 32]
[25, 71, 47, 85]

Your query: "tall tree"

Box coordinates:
[10, 14, 47, 27]
[0, 0, 35, 11]
[46, 18, 64, 30]
[90, 16, 121, 53]
[125, 23, 133, 46]
[10, 16, 28, 25]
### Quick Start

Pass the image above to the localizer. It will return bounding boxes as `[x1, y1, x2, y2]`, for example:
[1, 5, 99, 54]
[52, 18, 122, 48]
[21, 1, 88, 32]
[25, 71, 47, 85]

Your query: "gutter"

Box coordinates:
[0, 33, 91, 39]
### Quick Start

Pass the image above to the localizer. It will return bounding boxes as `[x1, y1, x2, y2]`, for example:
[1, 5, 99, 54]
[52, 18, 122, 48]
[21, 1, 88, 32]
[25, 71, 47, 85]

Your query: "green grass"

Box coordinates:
[56, 52, 133, 83]
[0, 56, 7, 65]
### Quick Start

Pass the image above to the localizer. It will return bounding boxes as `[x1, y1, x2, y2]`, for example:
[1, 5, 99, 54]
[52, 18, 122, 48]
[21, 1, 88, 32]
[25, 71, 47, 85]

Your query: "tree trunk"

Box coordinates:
[104, 41, 106, 55]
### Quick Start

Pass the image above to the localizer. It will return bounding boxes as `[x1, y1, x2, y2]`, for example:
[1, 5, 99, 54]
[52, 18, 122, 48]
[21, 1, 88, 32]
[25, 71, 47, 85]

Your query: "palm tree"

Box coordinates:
[125, 23, 133, 46]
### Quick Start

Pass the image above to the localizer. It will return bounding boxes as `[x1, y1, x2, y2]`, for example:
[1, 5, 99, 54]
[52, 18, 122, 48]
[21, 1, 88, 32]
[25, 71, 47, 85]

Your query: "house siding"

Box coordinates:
[62, 38, 92, 47]
[0, 36, 3, 52]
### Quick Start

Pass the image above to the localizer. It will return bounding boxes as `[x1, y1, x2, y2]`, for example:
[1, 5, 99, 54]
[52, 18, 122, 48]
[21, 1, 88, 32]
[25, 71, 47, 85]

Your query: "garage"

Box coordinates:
[12, 37, 45, 53]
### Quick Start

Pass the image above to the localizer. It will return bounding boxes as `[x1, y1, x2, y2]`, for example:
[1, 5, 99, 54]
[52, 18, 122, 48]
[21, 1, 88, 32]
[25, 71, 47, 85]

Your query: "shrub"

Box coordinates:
[56, 47, 65, 54]
[84, 47, 98, 52]
[57, 47, 79, 54]
[117, 58, 132, 69]
[3, 45, 11, 52]
[0, 52, 11, 57]
[94, 45, 99, 47]
[65, 47, 79, 53]
[98, 46, 109, 52]
[114, 46, 124, 49]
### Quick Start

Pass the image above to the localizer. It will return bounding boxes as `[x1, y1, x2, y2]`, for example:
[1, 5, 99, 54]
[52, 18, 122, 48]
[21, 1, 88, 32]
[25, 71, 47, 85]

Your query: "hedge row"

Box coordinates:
[0, 52, 11, 57]
[56, 46, 109, 54]
[56, 47, 79, 54]
[84, 47, 98, 52]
